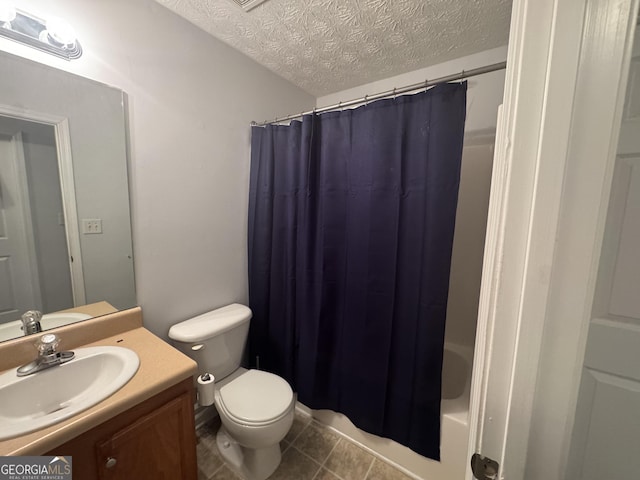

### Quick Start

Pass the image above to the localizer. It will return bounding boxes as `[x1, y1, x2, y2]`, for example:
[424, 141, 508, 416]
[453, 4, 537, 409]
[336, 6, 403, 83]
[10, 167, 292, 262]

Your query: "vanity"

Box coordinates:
[0, 308, 199, 480]
[0, 47, 198, 479]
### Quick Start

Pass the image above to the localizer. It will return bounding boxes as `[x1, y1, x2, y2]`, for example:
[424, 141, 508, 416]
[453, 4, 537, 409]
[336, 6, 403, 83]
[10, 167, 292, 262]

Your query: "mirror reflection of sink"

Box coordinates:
[0, 346, 140, 440]
[0, 313, 92, 342]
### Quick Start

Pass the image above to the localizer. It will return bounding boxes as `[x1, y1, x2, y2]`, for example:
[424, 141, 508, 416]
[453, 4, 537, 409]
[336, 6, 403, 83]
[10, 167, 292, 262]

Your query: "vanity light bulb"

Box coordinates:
[45, 16, 77, 47]
[0, 3, 16, 23]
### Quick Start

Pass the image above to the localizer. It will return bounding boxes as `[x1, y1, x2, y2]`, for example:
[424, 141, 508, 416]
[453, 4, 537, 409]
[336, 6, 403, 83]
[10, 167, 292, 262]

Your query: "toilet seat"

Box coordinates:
[216, 369, 294, 426]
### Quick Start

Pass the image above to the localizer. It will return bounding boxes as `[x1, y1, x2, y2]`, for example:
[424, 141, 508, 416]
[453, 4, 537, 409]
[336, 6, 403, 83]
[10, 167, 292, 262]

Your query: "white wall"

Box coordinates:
[318, 47, 507, 348]
[0, 0, 315, 338]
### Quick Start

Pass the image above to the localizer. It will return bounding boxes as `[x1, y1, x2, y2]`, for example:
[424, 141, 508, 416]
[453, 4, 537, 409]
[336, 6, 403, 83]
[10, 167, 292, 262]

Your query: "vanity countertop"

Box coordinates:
[58, 300, 119, 317]
[0, 307, 197, 456]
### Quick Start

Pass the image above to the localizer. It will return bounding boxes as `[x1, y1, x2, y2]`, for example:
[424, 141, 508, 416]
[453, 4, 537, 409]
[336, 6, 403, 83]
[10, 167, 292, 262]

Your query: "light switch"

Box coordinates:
[82, 218, 103, 234]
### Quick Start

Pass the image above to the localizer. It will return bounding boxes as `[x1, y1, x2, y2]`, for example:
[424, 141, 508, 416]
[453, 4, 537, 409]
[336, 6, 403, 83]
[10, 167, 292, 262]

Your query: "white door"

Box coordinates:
[469, 0, 640, 479]
[0, 131, 42, 323]
[564, 25, 640, 480]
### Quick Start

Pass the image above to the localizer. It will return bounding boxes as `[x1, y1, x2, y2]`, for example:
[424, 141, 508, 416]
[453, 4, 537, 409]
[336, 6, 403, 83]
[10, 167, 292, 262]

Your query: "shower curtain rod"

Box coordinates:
[252, 60, 507, 126]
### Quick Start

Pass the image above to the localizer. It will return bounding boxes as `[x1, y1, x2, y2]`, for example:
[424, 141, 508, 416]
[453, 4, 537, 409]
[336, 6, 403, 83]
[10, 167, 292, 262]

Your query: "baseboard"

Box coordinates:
[194, 404, 219, 430]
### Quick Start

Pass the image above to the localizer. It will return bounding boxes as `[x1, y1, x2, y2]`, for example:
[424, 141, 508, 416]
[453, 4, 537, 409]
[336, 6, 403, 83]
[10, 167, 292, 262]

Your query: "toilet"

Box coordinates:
[168, 303, 294, 480]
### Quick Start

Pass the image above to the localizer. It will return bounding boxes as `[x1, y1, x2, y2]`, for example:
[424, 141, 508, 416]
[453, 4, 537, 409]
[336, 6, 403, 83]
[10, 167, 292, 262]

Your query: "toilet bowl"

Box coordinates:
[214, 369, 294, 479]
[168, 304, 294, 480]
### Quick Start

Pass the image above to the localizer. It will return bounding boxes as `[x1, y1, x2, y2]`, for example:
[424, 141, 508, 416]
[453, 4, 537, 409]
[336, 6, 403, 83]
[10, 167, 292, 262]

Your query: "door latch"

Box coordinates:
[471, 453, 499, 480]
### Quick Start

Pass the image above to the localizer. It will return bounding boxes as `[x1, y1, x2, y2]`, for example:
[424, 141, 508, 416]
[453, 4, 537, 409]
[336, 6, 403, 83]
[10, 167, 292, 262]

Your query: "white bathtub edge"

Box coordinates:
[295, 341, 474, 479]
[294, 402, 424, 480]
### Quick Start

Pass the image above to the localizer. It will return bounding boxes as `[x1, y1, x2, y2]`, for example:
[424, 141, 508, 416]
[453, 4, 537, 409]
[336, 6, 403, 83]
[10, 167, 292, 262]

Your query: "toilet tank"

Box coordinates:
[168, 303, 252, 381]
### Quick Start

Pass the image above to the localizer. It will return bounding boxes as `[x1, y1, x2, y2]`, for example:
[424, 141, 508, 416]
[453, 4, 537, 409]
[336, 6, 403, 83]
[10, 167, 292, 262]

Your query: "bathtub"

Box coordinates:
[298, 342, 474, 479]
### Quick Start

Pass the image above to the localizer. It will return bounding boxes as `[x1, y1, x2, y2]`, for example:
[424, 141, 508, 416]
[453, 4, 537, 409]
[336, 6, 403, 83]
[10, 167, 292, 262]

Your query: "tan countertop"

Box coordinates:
[58, 300, 119, 318]
[0, 307, 197, 456]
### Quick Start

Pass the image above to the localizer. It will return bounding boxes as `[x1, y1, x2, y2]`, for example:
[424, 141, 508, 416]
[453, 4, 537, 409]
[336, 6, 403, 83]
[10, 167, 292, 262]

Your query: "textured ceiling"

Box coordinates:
[154, 0, 512, 96]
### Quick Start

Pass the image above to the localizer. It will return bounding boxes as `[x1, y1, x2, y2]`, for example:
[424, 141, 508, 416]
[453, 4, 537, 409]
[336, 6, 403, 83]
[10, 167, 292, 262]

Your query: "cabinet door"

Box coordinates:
[96, 393, 196, 480]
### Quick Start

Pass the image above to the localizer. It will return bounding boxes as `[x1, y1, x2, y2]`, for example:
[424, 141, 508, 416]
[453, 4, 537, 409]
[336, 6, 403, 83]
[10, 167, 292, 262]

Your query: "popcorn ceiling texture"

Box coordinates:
[154, 0, 512, 96]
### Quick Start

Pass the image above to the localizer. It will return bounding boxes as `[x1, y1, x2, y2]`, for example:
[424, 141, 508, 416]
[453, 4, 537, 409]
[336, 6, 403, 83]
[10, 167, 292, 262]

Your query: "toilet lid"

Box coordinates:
[218, 369, 293, 424]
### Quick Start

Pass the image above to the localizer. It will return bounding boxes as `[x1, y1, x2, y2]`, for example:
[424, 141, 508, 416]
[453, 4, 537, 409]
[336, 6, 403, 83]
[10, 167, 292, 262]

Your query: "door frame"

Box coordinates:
[5, 130, 44, 311]
[0, 130, 44, 315]
[469, 0, 640, 478]
[0, 105, 86, 307]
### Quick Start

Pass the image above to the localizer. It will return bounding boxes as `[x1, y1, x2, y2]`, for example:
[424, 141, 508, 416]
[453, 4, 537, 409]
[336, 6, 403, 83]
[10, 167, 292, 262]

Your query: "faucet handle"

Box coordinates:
[21, 310, 43, 335]
[22, 310, 43, 321]
[36, 333, 60, 356]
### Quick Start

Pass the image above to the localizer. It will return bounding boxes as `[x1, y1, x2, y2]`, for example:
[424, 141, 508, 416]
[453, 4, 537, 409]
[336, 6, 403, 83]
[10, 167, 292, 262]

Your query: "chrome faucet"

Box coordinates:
[21, 310, 43, 336]
[16, 333, 75, 377]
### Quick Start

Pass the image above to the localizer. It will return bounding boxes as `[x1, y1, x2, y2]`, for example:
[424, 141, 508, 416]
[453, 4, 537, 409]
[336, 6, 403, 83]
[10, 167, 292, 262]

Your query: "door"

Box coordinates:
[469, 0, 640, 479]
[0, 131, 42, 323]
[564, 24, 640, 480]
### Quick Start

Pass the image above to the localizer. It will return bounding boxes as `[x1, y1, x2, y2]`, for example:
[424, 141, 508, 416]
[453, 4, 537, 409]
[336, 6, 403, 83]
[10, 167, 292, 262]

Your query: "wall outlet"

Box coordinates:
[82, 218, 103, 234]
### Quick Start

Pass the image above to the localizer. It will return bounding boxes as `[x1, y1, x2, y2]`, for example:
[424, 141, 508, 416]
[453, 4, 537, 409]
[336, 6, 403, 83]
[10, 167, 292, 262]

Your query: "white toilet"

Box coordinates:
[168, 303, 294, 480]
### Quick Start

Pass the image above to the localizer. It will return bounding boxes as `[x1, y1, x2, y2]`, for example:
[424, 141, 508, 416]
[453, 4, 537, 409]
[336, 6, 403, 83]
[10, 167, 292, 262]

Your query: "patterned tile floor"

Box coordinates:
[197, 411, 413, 480]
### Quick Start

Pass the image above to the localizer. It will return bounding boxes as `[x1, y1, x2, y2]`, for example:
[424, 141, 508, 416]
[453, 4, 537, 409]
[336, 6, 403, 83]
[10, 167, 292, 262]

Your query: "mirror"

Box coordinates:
[0, 50, 135, 341]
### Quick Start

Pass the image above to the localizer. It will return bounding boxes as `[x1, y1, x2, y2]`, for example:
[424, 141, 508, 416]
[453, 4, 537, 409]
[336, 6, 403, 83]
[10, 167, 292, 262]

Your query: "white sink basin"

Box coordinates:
[0, 346, 140, 440]
[0, 312, 93, 342]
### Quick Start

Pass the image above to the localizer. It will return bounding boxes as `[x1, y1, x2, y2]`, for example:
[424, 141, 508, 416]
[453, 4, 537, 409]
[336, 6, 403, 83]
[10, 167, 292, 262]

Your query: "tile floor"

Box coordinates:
[197, 411, 414, 480]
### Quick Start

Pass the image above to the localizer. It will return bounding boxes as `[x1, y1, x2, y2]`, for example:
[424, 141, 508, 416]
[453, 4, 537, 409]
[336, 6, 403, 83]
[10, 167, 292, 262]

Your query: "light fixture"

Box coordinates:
[0, 5, 82, 60]
[44, 17, 78, 48]
[0, 4, 16, 24]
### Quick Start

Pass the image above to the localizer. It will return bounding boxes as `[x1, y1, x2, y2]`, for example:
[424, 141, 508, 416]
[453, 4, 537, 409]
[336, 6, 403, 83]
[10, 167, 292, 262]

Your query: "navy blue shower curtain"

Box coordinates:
[248, 82, 467, 460]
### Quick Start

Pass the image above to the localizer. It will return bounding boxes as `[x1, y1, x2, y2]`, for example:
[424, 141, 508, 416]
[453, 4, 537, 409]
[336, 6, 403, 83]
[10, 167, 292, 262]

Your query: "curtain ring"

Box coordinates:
[364, 95, 369, 106]
[393, 87, 397, 99]
[338, 101, 342, 111]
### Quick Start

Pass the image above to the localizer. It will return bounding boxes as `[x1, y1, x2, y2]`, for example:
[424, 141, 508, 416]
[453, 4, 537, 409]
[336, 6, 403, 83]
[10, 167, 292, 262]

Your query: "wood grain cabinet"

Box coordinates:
[46, 378, 197, 480]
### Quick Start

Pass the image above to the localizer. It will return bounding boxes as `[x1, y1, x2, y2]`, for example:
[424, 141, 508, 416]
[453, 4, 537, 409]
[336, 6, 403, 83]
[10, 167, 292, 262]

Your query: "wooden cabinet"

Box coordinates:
[46, 378, 197, 480]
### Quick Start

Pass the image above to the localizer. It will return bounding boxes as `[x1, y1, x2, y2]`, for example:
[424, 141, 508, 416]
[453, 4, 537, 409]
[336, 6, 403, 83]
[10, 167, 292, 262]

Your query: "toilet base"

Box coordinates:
[216, 426, 282, 480]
